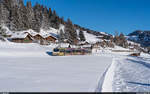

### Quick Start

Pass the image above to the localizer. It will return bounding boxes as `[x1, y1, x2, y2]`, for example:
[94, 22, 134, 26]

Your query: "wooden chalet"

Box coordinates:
[44, 35, 57, 43]
[11, 33, 33, 43]
[10, 30, 58, 44]
[33, 34, 44, 40]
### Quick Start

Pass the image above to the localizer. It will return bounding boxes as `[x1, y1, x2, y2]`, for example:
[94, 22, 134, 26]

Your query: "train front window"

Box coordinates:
[54, 48, 59, 52]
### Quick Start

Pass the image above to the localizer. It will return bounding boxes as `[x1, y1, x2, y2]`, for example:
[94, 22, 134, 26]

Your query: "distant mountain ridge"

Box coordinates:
[127, 30, 150, 47]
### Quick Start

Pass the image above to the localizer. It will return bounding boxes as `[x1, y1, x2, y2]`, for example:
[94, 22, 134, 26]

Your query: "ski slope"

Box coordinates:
[0, 41, 112, 92]
[83, 31, 102, 44]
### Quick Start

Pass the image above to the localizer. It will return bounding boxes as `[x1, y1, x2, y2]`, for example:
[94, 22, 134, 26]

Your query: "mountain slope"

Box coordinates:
[0, 0, 113, 45]
[127, 30, 150, 47]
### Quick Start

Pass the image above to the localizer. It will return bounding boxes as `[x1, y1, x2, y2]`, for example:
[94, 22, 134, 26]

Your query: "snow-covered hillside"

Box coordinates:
[83, 31, 103, 44]
[0, 24, 112, 46]
[127, 30, 150, 47]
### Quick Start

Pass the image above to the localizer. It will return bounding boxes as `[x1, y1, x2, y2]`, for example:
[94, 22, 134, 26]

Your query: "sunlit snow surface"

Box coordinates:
[0, 41, 150, 92]
[112, 54, 150, 92]
[0, 41, 112, 92]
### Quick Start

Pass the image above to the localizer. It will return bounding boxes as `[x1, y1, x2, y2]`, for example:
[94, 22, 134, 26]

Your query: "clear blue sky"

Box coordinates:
[24, 0, 150, 35]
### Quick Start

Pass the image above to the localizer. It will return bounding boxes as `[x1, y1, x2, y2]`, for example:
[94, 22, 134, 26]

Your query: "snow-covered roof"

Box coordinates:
[57, 43, 70, 48]
[41, 34, 57, 39]
[78, 41, 87, 44]
[40, 29, 58, 39]
[11, 32, 28, 39]
[23, 29, 38, 36]
[9, 29, 58, 40]
[41, 34, 50, 38]
[10, 29, 39, 39]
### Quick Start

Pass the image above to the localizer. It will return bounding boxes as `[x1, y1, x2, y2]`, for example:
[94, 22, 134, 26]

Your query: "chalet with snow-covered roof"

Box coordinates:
[23, 29, 38, 37]
[10, 32, 33, 43]
[9, 29, 58, 44]
[44, 35, 57, 43]
[33, 34, 45, 41]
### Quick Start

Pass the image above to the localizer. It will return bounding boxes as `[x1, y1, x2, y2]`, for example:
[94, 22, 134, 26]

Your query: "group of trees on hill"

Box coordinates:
[0, 0, 86, 44]
[0, 0, 128, 47]
[0, 0, 65, 31]
[113, 32, 128, 48]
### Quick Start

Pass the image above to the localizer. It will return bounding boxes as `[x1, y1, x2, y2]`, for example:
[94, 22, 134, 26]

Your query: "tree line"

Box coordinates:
[0, 0, 87, 44]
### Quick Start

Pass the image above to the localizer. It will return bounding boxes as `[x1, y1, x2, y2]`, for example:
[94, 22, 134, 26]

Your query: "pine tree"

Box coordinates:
[19, 0, 28, 30]
[0, 0, 10, 27]
[65, 18, 78, 44]
[50, 10, 60, 29]
[79, 31, 85, 41]
[26, 1, 35, 29]
[41, 7, 50, 30]
[60, 17, 65, 25]
[58, 29, 65, 43]
[33, 3, 43, 32]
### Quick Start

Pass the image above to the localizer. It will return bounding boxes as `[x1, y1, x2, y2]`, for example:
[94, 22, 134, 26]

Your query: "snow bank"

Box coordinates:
[101, 58, 116, 92]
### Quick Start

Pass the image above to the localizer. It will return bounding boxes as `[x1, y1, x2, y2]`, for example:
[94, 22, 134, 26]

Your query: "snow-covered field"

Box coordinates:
[112, 54, 150, 92]
[0, 41, 112, 92]
[0, 41, 150, 92]
[100, 49, 150, 92]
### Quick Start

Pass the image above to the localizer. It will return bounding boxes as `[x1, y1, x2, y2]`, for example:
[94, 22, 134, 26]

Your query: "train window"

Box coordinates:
[66, 50, 71, 53]
[60, 49, 65, 52]
[54, 48, 59, 52]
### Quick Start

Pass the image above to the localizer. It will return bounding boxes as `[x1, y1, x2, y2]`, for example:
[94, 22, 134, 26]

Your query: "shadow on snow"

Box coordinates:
[127, 59, 150, 69]
[127, 81, 150, 86]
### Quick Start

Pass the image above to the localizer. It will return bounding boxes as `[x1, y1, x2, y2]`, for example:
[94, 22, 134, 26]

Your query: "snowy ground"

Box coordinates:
[100, 50, 150, 92]
[112, 53, 150, 92]
[0, 41, 112, 92]
[0, 41, 150, 92]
